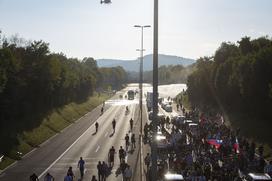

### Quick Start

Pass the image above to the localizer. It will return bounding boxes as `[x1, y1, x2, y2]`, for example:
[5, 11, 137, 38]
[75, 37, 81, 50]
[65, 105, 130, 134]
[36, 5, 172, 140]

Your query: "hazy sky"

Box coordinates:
[0, 0, 271, 60]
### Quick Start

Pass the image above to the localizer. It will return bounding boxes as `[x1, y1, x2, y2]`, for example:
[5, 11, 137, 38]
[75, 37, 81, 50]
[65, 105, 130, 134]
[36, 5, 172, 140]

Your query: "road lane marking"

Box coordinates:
[104, 132, 108, 137]
[95, 145, 100, 153]
[38, 119, 97, 179]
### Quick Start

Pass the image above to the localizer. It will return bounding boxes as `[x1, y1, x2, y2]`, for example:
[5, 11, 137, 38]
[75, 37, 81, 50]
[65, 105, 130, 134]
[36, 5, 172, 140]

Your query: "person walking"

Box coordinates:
[102, 161, 108, 181]
[129, 118, 133, 131]
[44, 172, 54, 181]
[131, 134, 136, 150]
[144, 153, 151, 169]
[30, 173, 39, 181]
[91, 175, 98, 181]
[108, 146, 115, 167]
[119, 146, 126, 163]
[97, 161, 103, 181]
[95, 122, 99, 133]
[125, 134, 130, 151]
[77, 157, 85, 178]
[64, 173, 72, 181]
[112, 119, 116, 133]
[124, 165, 132, 181]
[67, 166, 75, 181]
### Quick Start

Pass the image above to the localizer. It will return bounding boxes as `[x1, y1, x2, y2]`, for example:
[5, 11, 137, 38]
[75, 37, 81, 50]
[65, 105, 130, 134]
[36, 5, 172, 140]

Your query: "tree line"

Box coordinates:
[187, 36, 272, 144]
[127, 64, 195, 84]
[0, 33, 126, 154]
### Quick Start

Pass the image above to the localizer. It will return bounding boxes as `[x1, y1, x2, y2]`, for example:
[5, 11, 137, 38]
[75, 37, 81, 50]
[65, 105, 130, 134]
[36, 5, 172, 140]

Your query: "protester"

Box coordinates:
[97, 161, 103, 181]
[44, 172, 54, 181]
[77, 157, 85, 178]
[30, 173, 39, 181]
[124, 165, 132, 181]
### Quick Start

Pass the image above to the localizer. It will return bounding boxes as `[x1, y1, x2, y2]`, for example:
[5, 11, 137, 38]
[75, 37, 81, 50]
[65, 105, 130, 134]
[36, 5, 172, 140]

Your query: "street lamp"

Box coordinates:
[135, 25, 150, 181]
[134, 24, 150, 137]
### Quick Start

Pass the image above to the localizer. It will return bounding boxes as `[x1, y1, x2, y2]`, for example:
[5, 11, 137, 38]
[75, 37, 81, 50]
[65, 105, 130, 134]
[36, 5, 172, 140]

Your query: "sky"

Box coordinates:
[0, 0, 272, 60]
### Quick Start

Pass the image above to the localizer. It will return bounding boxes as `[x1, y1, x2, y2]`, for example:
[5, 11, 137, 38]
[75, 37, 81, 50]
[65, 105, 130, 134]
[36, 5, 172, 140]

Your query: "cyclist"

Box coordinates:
[77, 157, 85, 178]
[112, 119, 116, 132]
[95, 122, 99, 133]
[131, 134, 136, 149]
[125, 134, 130, 151]
[129, 118, 133, 131]
[118, 146, 126, 163]
[108, 146, 116, 167]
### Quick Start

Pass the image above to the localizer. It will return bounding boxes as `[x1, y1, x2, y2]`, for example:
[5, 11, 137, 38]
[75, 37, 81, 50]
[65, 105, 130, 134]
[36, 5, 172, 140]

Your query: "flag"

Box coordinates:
[207, 139, 223, 149]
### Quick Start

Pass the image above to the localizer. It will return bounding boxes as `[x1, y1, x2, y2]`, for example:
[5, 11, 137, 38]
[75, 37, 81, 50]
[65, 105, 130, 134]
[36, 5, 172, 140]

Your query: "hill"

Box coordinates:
[97, 54, 195, 71]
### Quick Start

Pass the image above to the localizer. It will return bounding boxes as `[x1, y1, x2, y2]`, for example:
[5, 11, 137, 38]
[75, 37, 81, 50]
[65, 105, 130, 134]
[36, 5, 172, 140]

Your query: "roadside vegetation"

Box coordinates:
[143, 64, 196, 84]
[185, 36, 272, 157]
[0, 32, 126, 169]
[127, 64, 196, 85]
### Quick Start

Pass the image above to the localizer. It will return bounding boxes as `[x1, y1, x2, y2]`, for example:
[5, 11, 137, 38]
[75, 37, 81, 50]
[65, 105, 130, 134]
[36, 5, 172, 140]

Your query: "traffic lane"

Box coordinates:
[42, 102, 138, 180]
[42, 105, 120, 180]
[0, 102, 109, 181]
[0, 89, 129, 181]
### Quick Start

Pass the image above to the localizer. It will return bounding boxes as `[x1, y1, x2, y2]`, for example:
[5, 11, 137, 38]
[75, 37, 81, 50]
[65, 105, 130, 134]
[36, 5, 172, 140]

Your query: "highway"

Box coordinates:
[0, 84, 143, 181]
[0, 83, 186, 181]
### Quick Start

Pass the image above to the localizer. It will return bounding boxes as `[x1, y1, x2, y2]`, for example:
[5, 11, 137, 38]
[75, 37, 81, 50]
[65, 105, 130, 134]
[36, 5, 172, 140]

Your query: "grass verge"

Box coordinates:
[175, 91, 191, 110]
[0, 93, 109, 170]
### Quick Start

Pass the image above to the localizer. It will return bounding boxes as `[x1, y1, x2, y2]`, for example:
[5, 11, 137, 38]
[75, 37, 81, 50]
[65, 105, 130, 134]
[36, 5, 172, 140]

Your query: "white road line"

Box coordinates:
[104, 132, 108, 137]
[38, 121, 96, 179]
[95, 145, 100, 153]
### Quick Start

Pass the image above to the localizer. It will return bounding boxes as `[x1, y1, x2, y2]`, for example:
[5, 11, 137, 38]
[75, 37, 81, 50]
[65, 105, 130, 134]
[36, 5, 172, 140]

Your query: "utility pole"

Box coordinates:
[151, 0, 159, 181]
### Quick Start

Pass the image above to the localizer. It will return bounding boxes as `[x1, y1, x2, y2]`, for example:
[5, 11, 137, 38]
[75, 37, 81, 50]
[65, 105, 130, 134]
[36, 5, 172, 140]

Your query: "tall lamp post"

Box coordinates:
[134, 25, 150, 138]
[134, 25, 150, 181]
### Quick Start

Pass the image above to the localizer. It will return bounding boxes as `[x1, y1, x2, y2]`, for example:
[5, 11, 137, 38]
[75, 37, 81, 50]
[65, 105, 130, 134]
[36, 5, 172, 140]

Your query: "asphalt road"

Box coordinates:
[0, 85, 142, 181]
[0, 83, 186, 181]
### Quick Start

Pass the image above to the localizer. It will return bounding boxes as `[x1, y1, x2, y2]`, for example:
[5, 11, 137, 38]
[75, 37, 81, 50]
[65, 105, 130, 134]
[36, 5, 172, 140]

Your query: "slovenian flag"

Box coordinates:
[207, 139, 223, 149]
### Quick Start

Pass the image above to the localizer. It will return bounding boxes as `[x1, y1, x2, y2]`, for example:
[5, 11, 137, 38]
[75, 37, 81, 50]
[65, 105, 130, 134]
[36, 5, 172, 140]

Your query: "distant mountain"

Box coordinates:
[97, 54, 195, 72]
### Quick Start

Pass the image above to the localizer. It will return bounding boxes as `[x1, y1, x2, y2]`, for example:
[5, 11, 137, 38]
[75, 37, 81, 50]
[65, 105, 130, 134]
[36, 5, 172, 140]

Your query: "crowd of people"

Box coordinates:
[144, 103, 272, 180]
[28, 98, 272, 181]
[30, 113, 135, 181]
